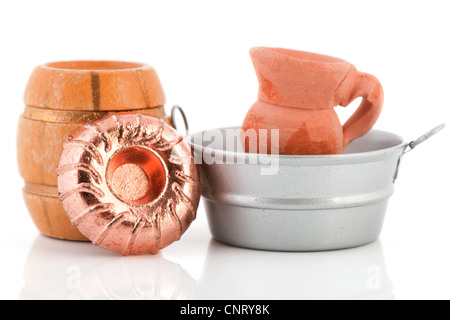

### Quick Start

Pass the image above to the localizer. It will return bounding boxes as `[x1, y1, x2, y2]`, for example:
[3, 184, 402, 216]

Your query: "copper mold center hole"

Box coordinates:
[107, 147, 167, 205]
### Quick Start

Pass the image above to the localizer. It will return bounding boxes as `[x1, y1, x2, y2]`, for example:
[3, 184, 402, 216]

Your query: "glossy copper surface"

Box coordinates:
[56, 113, 201, 255]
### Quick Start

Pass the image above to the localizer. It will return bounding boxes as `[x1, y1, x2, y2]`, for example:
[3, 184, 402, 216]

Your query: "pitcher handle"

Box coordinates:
[335, 69, 384, 149]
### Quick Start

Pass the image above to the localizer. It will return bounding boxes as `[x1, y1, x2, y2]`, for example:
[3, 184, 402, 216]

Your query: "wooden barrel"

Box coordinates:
[17, 61, 171, 240]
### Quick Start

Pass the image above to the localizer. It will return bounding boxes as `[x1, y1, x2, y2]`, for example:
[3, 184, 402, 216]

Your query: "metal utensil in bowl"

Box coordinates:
[187, 124, 444, 251]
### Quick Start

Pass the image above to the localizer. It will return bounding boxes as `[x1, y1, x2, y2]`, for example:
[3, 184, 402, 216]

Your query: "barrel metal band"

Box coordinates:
[22, 105, 167, 124]
[24, 181, 58, 198]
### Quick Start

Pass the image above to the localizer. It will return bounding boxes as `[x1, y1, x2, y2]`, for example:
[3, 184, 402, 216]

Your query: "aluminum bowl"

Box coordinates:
[187, 125, 443, 251]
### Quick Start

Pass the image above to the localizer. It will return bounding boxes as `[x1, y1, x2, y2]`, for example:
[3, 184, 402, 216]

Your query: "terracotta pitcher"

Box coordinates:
[242, 47, 384, 155]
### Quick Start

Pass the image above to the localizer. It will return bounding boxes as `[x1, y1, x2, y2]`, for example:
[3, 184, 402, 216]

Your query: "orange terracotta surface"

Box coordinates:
[242, 47, 384, 155]
[17, 61, 169, 241]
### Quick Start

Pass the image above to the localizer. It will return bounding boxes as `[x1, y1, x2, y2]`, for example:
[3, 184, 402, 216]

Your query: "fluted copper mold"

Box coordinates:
[56, 113, 201, 255]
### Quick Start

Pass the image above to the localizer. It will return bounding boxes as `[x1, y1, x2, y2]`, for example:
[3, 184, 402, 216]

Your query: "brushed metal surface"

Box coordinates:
[188, 128, 407, 251]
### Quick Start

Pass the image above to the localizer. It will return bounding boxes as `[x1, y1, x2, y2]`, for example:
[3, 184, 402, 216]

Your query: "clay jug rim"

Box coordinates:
[250, 47, 349, 66]
[41, 60, 151, 72]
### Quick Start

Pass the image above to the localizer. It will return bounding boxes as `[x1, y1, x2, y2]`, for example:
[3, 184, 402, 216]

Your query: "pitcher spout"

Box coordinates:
[249, 47, 353, 110]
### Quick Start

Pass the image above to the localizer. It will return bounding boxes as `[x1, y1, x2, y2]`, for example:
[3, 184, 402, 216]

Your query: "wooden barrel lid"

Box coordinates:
[24, 61, 166, 111]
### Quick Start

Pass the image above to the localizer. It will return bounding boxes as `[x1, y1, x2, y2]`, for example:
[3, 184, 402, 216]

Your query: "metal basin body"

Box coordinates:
[188, 128, 407, 251]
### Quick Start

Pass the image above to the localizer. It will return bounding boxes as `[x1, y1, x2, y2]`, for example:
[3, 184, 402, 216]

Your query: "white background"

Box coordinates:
[0, 0, 449, 300]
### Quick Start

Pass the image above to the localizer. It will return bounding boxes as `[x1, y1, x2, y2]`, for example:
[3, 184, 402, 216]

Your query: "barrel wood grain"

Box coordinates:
[17, 61, 169, 240]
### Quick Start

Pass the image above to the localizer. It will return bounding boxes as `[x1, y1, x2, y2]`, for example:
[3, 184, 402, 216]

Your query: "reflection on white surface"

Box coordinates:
[20, 234, 394, 300]
[197, 239, 394, 300]
[20, 235, 197, 300]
